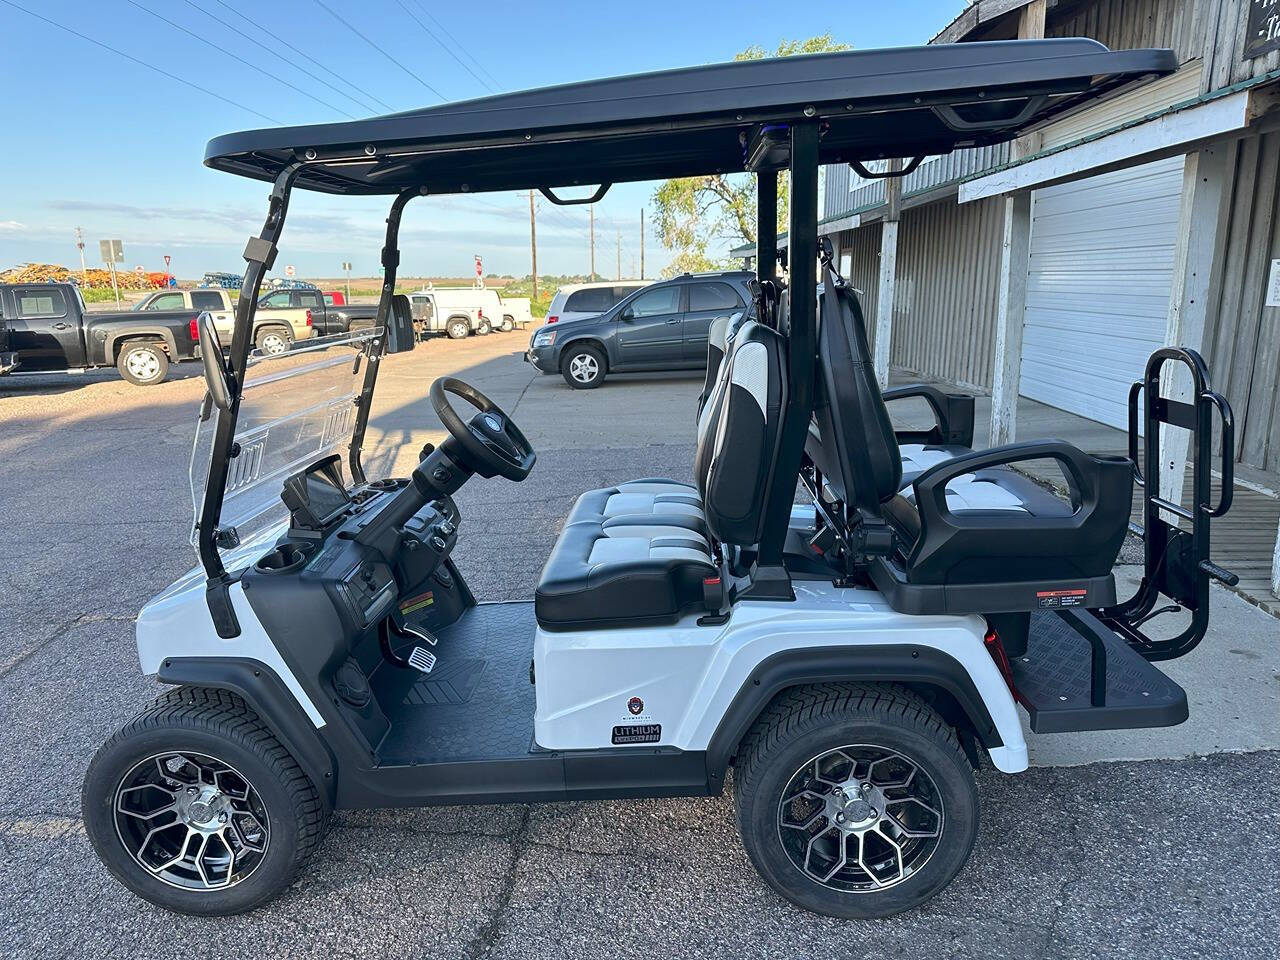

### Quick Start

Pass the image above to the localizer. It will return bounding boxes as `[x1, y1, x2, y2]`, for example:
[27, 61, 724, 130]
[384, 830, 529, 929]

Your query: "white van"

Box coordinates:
[409, 287, 505, 339]
[545, 280, 648, 325]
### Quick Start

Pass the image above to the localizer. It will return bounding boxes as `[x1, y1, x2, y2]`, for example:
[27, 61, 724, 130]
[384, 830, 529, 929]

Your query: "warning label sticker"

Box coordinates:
[399, 590, 434, 615]
[1036, 589, 1087, 609]
[611, 724, 661, 745]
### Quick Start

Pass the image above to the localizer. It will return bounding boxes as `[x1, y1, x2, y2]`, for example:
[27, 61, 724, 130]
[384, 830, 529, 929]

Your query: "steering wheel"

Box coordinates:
[429, 377, 536, 481]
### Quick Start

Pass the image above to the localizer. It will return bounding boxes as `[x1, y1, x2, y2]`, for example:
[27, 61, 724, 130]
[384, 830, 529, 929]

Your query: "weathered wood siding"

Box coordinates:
[1047, 0, 1280, 90]
[1205, 129, 1280, 472]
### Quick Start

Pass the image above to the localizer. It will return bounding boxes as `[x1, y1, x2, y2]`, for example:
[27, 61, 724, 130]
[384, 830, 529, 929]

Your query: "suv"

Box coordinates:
[544, 280, 648, 326]
[527, 271, 753, 388]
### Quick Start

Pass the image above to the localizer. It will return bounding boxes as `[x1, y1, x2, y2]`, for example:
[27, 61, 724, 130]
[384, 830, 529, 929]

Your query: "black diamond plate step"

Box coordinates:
[1010, 609, 1188, 734]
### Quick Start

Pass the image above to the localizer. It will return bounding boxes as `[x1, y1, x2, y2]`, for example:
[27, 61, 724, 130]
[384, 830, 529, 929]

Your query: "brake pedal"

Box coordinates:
[407, 646, 437, 674]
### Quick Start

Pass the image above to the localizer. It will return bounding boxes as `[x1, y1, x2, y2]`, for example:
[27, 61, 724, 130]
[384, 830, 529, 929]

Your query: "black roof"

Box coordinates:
[205, 39, 1175, 196]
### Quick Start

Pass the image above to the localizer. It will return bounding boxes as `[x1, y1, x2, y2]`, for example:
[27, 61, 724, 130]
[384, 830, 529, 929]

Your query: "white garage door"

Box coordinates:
[1021, 156, 1184, 428]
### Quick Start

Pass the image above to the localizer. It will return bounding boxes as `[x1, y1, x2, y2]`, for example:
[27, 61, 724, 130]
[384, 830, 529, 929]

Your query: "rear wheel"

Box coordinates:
[446, 317, 470, 340]
[82, 687, 327, 916]
[255, 326, 292, 355]
[734, 683, 977, 919]
[561, 343, 606, 389]
[116, 341, 169, 386]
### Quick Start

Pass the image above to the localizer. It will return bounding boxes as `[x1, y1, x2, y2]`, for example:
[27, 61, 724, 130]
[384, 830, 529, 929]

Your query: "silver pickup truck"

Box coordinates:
[132, 288, 313, 354]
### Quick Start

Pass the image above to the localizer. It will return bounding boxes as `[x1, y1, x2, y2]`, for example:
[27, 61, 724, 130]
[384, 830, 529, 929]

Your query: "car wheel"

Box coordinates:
[476, 318, 492, 336]
[734, 683, 978, 919]
[255, 326, 292, 355]
[117, 341, 169, 385]
[82, 687, 328, 916]
[499, 315, 514, 332]
[560, 344, 606, 389]
[447, 318, 470, 340]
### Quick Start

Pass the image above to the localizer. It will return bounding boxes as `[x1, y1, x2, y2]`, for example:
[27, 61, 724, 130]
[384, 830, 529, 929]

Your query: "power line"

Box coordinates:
[398, 0, 495, 94]
[412, 2, 501, 89]
[0, 0, 280, 124]
[194, 0, 388, 115]
[312, 0, 444, 101]
[123, 0, 355, 118]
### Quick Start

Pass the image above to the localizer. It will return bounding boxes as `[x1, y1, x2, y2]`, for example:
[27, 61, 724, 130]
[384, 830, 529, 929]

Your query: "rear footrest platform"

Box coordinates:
[1010, 609, 1188, 734]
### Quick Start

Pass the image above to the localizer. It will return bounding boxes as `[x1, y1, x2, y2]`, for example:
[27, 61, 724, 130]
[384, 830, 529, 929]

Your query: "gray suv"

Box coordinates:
[525, 271, 754, 388]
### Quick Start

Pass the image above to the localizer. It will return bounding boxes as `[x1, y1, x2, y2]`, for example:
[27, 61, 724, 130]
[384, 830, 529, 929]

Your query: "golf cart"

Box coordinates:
[83, 39, 1241, 919]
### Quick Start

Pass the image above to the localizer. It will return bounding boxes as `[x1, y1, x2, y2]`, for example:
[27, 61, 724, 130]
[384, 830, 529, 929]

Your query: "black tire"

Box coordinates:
[734, 683, 977, 919]
[116, 341, 169, 386]
[476, 318, 492, 336]
[255, 325, 293, 355]
[82, 687, 328, 916]
[446, 317, 470, 340]
[499, 315, 515, 332]
[560, 343, 606, 389]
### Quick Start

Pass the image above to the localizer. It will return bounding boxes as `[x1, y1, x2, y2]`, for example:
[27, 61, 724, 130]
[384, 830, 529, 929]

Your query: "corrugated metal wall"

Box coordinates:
[836, 197, 1005, 390]
[1206, 130, 1280, 473]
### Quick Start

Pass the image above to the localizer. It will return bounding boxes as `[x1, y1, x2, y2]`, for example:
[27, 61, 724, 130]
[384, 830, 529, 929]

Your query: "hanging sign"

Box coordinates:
[1245, 0, 1280, 59]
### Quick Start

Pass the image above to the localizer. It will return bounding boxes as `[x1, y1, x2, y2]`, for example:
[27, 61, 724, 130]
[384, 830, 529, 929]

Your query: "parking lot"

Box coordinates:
[1, 330, 1277, 960]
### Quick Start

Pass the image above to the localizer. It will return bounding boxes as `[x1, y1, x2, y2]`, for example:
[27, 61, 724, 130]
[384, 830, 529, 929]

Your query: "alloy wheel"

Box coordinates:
[568, 353, 599, 384]
[125, 349, 161, 381]
[776, 744, 944, 893]
[114, 751, 270, 891]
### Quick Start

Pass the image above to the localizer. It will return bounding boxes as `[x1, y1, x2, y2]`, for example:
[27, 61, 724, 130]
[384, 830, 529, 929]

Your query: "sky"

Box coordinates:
[0, 0, 961, 282]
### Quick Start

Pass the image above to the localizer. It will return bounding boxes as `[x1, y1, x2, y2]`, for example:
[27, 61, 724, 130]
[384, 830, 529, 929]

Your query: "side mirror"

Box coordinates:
[198, 312, 232, 412]
[619, 306, 634, 322]
[385, 294, 416, 353]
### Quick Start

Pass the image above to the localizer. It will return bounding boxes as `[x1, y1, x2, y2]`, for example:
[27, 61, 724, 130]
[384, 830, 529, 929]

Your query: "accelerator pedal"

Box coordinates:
[380, 618, 440, 673]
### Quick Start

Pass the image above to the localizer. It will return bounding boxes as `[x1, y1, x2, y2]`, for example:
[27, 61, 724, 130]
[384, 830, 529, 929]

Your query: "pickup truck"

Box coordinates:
[132, 288, 313, 355]
[256, 287, 378, 338]
[0, 282, 199, 385]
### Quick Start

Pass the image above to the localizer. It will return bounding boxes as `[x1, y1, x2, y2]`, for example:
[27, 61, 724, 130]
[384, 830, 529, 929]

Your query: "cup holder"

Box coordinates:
[255, 543, 314, 574]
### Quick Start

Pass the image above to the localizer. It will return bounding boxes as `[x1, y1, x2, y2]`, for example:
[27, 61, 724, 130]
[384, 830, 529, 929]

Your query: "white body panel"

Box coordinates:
[135, 525, 326, 728]
[533, 581, 1028, 773]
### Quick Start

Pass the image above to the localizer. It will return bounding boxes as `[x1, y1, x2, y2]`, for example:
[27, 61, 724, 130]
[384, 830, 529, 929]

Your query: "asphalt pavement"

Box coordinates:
[1, 331, 1276, 960]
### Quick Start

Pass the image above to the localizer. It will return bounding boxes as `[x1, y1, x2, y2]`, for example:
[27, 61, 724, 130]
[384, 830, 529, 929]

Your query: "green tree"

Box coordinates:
[652, 34, 850, 276]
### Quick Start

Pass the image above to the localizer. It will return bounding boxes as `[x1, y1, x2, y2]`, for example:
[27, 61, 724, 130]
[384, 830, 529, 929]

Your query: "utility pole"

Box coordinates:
[343, 261, 352, 301]
[640, 208, 645, 279]
[74, 227, 87, 284]
[528, 190, 538, 300]
[616, 230, 621, 279]
[589, 202, 595, 280]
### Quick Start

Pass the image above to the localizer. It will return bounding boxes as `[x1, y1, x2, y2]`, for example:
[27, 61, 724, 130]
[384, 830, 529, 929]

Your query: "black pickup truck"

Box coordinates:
[256, 287, 377, 337]
[0, 282, 199, 385]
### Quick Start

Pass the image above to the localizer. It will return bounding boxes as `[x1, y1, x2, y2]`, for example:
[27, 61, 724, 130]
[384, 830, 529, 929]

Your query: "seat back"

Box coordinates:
[703, 320, 786, 545]
[812, 263, 902, 513]
[696, 314, 734, 417]
[693, 311, 746, 491]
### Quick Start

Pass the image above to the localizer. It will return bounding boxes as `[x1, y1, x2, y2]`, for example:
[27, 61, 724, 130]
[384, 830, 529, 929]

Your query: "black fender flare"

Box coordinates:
[703, 644, 1003, 783]
[557, 335, 610, 370]
[157, 656, 338, 810]
[104, 328, 179, 365]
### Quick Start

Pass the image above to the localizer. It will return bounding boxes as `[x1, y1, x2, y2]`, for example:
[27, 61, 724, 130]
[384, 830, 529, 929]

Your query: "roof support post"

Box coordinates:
[349, 187, 421, 485]
[1159, 145, 1230, 520]
[747, 123, 819, 598]
[872, 159, 902, 388]
[757, 171, 778, 286]
[198, 161, 302, 636]
[989, 190, 1033, 448]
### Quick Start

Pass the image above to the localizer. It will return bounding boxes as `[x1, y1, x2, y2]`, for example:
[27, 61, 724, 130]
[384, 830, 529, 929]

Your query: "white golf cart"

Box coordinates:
[82, 39, 1240, 920]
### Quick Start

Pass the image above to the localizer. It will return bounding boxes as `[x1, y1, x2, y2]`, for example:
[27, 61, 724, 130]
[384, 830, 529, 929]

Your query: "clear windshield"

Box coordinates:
[189, 330, 378, 560]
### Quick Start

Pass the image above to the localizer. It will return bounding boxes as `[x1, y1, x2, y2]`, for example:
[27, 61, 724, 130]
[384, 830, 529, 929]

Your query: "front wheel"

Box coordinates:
[82, 687, 327, 916]
[255, 326, 292, 355]
[446, 318, 470, 340]
[117, 341, 169, 385]
[734, 683, 978, 919]
[499, 315, 514, 332]
[476, 318, 492, 336]
[560, 343, 606, 389]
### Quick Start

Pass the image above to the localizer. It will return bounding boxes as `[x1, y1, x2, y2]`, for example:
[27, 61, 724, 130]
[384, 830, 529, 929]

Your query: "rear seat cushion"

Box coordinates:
[886, 466, 1075, 541]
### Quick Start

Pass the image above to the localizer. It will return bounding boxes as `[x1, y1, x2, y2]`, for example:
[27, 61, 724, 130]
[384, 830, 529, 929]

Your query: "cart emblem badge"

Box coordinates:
[627, 696, 644, 715]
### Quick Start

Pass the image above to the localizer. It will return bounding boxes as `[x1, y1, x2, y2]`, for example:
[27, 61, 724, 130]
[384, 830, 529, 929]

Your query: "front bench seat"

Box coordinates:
[536, 319, 784, 629]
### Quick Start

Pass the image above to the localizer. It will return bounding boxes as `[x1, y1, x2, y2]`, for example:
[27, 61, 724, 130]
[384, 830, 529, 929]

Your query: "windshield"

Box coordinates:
[189, 329, 377, 563]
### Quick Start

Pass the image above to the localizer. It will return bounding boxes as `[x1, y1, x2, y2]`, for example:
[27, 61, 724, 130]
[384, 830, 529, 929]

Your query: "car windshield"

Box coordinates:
[189, 329, 377, 564]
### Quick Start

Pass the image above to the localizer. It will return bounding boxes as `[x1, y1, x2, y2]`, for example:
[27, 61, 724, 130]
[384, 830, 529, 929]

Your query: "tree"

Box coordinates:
[652, 34, 851, 276]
